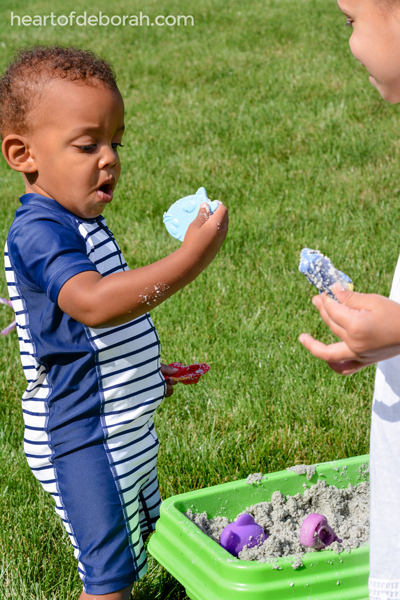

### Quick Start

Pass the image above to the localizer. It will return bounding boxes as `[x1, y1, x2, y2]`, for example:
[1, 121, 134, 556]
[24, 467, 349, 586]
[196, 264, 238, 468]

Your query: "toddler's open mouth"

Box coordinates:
[96, 183, 114, 202]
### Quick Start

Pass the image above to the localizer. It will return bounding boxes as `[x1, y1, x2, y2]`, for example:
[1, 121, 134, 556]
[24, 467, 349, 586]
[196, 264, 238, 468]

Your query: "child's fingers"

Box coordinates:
[330, 286, 374, 314]
[311, 294, 348, 341]
[318, 291, 369, 334]
[195, 202, 229, 229]
[299, 333, 366, 375]
[160, 363, 179, 377]
[165, 381, 175, 397]
[332, 284, 358, 306]
[206, 203, 229, 238]
[299, 334, 357, 362]
[191, 203, 211, 227]
[213, 203, 229, 229]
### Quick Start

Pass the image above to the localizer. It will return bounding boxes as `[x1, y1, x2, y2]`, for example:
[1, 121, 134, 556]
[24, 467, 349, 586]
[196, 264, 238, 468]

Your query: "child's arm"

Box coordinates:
[299, 284, 400, 374]
[57, 203, 228, 328]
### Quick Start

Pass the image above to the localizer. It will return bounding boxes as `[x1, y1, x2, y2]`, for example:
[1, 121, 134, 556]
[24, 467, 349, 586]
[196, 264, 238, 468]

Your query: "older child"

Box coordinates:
[1, 47, 228, 600]
[300, 1, 400, 596]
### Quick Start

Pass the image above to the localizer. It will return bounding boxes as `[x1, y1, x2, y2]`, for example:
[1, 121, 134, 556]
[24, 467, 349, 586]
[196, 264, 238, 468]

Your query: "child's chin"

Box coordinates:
[93, 206, 107, 217]
[375, 84, 400, 104]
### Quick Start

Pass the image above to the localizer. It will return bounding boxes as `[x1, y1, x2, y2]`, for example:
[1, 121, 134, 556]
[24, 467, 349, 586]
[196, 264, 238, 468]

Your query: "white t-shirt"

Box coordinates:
[369, 256, 400, 598]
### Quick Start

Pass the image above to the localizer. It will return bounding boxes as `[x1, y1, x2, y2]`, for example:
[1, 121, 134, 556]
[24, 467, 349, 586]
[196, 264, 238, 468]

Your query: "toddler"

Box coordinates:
[1, 46, 228, 600]
[300, 0, 400, 596]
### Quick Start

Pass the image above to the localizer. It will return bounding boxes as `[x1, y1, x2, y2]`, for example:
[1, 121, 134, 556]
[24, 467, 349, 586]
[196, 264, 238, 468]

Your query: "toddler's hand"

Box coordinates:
[299, 284, 400, 374]
[161, 363, 179, 397]
[181, 202, 229, 269]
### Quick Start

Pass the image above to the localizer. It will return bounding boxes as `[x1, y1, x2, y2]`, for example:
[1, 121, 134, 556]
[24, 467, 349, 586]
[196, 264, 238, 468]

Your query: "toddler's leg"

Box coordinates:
[79, 583, 133, 600]
[77, 533, 150, 599]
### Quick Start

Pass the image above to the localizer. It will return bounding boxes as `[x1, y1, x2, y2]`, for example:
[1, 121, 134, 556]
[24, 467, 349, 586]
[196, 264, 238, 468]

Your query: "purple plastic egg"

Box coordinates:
[299, 513, 342, 550]
[220, 514, 268, 557]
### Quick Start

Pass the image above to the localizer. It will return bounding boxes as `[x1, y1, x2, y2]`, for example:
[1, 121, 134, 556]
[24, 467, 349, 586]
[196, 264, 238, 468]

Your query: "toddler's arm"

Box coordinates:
[299, 284, 400, 374]
[58, 203, 228, 327]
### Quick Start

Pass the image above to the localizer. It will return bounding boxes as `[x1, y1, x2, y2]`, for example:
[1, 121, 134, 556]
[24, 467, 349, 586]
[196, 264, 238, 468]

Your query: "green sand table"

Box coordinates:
[148, 455, 369, 600]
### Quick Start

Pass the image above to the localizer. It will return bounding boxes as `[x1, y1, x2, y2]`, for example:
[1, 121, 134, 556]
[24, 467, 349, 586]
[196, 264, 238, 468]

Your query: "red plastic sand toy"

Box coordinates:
[164, 362, 210, 385]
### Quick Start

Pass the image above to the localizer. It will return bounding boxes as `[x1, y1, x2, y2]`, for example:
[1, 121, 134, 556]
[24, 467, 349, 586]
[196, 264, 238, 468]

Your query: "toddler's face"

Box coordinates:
[338, 0, 400, 103]
[25, 78, 125, 219]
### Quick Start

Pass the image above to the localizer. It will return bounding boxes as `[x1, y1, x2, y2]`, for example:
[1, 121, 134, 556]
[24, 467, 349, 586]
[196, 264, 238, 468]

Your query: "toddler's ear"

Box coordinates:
[2, 135, 37, 174]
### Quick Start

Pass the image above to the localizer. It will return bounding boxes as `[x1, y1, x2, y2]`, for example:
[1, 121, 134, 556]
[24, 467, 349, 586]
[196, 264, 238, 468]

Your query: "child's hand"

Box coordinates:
[299, 284, 400, 375]
[181, 202, 229, 269]
[161, 363, 179, 397]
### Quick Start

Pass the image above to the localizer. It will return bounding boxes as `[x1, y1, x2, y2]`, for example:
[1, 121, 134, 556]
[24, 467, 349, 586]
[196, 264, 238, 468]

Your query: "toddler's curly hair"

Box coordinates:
[0, 46, 118, 139]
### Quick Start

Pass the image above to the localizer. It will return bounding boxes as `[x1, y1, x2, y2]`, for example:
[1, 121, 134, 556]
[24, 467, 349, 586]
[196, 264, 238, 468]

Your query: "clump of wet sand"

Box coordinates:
[246, 472, 266, 484]
[286, 464, 316, 481]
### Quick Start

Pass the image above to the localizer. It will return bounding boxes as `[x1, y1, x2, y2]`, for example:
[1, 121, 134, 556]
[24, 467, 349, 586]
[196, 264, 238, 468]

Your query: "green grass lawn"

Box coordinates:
[0, 0, 398, 597]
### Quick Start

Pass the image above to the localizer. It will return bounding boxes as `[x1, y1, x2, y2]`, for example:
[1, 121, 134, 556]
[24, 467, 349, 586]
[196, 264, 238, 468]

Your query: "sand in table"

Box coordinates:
[185, 476, 369, 570]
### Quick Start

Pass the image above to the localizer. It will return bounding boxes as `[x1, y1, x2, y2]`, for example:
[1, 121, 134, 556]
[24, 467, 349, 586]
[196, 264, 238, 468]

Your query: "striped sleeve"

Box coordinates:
[8, 217, 98, 303]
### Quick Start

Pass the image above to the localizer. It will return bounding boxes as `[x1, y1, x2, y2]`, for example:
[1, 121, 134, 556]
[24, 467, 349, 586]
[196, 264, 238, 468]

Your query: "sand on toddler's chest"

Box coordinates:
[185, 478, 369, 569]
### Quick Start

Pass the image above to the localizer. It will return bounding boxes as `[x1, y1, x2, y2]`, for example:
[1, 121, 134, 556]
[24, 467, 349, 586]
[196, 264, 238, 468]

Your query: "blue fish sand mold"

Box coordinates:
[163, 187, 220, 242]
[299, 248, 353, 300]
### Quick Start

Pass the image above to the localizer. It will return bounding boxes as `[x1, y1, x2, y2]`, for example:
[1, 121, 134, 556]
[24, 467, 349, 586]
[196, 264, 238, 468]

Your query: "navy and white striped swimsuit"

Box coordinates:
[5, 193, 166, 595]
